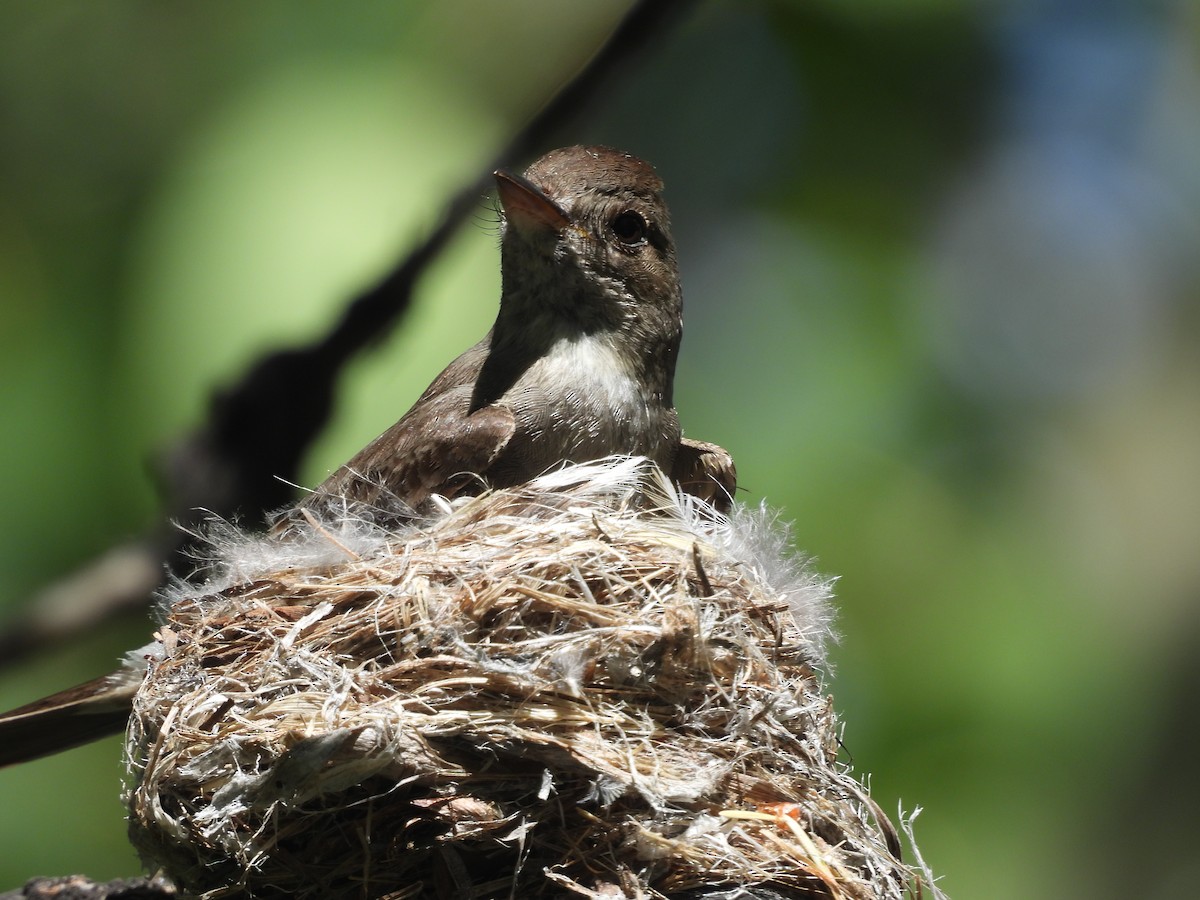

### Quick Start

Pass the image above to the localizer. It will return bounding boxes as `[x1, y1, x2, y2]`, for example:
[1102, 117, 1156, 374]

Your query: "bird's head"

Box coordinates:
[494, 145, 682, 352]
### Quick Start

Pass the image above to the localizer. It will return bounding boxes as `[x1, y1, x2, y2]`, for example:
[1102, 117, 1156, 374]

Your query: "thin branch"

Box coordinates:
[0, 876, 177, 900]
[0, 0, 697, 672]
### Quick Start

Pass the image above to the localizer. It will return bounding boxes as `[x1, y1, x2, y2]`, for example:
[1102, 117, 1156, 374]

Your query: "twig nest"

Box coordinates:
[124, 458, 937, 899]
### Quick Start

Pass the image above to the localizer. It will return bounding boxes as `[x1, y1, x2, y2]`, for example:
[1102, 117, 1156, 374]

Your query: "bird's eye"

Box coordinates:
[610, 210, 648, 246]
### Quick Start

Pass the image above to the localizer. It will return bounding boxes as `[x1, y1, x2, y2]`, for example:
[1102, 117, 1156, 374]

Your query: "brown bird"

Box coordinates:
[0, 146, 735, 768]
[296, 144, 734, 518]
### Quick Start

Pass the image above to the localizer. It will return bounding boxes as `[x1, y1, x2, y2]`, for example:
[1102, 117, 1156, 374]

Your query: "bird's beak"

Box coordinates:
[494, 169, 571, 233]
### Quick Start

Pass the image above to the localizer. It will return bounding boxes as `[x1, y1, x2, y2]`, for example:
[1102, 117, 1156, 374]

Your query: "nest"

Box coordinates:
[124, 458, 940, 899]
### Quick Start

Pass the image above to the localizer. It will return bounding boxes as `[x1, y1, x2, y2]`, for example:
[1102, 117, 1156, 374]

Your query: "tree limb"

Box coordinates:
[0, 0, 697, 670]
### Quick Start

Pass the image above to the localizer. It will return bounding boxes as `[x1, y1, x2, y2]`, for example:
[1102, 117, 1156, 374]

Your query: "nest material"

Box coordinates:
[125, 458, 938, 899]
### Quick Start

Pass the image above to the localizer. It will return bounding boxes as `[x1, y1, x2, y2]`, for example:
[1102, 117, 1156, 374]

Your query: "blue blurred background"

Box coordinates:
[2, 2, 1198, 897]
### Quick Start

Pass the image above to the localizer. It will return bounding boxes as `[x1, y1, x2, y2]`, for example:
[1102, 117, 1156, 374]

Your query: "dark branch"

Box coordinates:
[0, 876, 177, 900]
[0, 0, 697, 670]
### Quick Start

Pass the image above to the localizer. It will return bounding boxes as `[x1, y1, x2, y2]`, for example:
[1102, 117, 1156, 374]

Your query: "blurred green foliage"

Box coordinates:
[2, 2, 1198, 898]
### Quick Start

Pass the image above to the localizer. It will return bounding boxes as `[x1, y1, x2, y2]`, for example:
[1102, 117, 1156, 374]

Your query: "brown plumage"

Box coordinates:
[0, 146, 735, 768]
[296, 145, 735, 517]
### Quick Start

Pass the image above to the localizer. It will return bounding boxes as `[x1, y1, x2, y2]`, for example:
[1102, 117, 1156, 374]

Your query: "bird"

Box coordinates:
[0, 145, 735, 768]
[293, 144, 735, 520]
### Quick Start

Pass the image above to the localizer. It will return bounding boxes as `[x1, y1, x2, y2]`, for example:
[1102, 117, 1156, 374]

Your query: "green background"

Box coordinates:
[2, 3, 1198, 898]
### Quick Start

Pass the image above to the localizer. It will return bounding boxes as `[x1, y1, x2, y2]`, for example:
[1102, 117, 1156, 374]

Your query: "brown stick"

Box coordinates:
[0, 0, 696, 671]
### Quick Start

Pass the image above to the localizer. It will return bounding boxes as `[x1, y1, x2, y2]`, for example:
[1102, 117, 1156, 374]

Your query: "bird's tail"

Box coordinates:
[0, 670, 138, 767]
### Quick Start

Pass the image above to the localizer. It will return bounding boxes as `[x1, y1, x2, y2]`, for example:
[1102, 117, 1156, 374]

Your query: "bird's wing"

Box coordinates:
[299, 341, 517, 515]
[671, 438, 738, 513]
